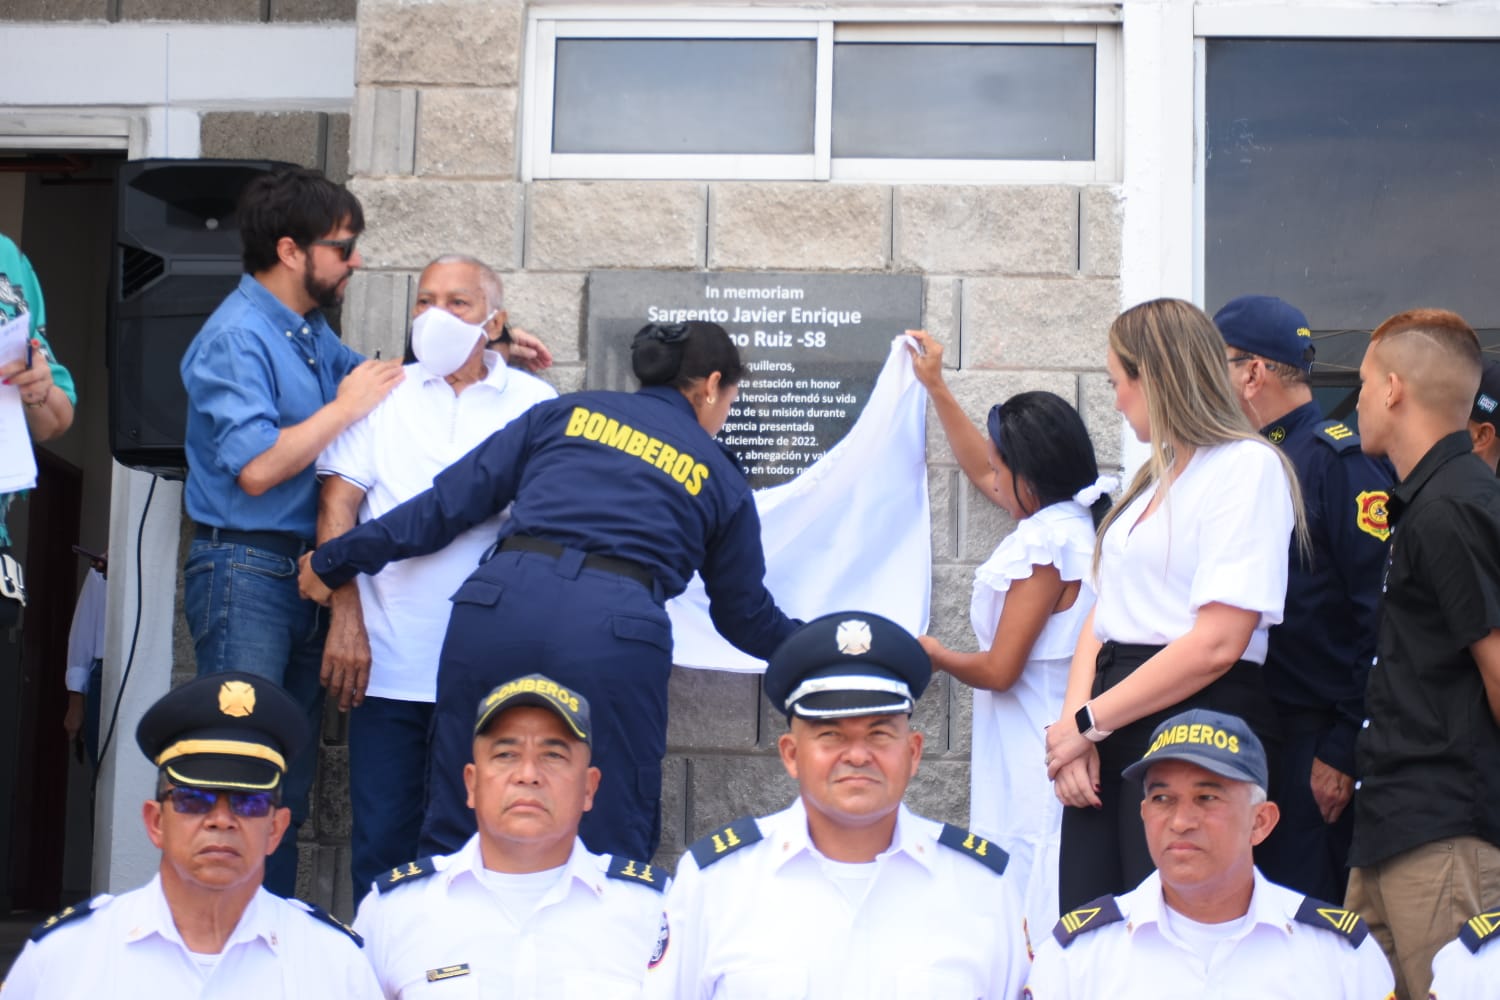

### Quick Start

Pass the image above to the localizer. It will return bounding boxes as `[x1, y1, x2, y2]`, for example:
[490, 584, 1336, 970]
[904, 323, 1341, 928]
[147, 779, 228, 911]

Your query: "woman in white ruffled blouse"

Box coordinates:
[908, 329, 1114, 940]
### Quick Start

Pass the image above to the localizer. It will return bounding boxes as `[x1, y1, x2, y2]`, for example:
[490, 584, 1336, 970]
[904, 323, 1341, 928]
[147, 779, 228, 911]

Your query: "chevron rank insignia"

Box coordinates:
[1459, 906, 1500, 953]
[29, 896, 109, 942]
[289, 898, 364, 947]
[1294, 896, 1369, 947]
[378, 856, 438, 894]
[937, 824, 1010, 876]
[1053, 895, 1124, 947]
[1313, 419, 1362, 454]
[688, 817, 762, 869]
[606, 855, 665, 892]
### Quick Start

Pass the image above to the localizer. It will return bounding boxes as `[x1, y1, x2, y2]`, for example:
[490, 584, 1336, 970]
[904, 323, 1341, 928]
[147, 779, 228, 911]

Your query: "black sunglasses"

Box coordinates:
[310, 236, 359, 261]
[159, 787, 277, 818]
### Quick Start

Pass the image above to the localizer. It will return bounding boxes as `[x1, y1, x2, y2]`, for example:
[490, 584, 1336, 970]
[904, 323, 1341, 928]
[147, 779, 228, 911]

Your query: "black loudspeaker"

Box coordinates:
[108, 158, 289, 475]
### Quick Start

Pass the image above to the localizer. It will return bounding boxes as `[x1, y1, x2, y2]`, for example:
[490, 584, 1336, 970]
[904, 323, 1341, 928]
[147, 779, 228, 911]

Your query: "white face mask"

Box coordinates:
[410, 307, 486, 378]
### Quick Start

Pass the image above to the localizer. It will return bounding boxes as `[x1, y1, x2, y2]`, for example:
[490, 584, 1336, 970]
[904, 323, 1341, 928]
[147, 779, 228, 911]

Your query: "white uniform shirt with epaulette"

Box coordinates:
[645, 798, 1031, 999]
[1427, 904, 1500, 998]
[353, 834, 666, 998]
[1025, 868, 1395, 999]
[0, 875, 381, 998]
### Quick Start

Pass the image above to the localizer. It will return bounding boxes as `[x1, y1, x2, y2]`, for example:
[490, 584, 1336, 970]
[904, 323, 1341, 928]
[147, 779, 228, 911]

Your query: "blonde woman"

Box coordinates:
[1044, 298, 1304, 911]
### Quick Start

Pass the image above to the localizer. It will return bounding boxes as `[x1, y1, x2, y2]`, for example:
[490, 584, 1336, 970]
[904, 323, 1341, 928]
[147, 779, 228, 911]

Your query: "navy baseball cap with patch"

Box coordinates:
[136, 672, 308, 792]
[1213, 295, 1316, 373]
[474, 673, 592, 745]
[763, 611, 931, 720]
[1121, 708, 1269, 790]
[1471, 359, 1500, 428]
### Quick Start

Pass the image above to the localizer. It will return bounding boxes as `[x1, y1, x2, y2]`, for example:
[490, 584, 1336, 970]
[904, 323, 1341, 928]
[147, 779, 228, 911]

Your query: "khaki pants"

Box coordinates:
[1347, 836, 1500, 1000]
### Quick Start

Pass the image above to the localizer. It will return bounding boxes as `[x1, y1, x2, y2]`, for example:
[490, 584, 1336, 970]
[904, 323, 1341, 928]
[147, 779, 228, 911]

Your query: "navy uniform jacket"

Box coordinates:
[312, 385, 795, 659]
[1261, 400, 1394, 775]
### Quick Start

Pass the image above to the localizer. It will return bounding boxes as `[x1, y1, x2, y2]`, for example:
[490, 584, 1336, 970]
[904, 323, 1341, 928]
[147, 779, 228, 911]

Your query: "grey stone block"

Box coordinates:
[351, 87, 417, 177]
[294, 843, 319, 900]
[526, 182, 707, 270]
[896, 186, 1077, 275]
[1080, 186, 1123, 278]
[339, 270, 413, 360]
[200, 111, 325, 169]
[120, 0, 259, 18]
[928, 562, 979, 668]
[1079, 371, 1124, 470]
[324, 112, 351, 183]
[417, 87, 517, 178]
[667, 667, 760, 751]
[949, 677, 973, 756]
[657, 754, 689, 861]
[756, 676, 786, 752]
[960, 278, 1122, 371]
[928, 466, 960, 563]
[904, 758, 971, 828]
[958, 479, 1015, 564]
[1, 0, 107, 19]
[316, 743, 352, 841]
[306, 844, 343, 912]
[709, 183, 890, 271]
[540, 363, 585, 395]
[271, 0, 355, 21]
[921, 277, 962, 353]
[349, 177, 523, 270]
[497, 271, 584, 365]
[912, 671, 949, 752]
[331, 847, 355, 923]
[358, 0, 522, 87]
[686, 755, 796, 842]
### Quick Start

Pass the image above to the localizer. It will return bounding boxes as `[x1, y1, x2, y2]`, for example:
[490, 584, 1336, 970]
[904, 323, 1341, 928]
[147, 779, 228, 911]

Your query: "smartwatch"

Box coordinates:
[1075, 702, 1113, 743]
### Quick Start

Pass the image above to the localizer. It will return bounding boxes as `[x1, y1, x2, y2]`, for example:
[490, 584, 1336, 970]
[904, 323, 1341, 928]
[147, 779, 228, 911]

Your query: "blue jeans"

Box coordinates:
[182, 537, 326, 898]
[348, 696, 433, 906]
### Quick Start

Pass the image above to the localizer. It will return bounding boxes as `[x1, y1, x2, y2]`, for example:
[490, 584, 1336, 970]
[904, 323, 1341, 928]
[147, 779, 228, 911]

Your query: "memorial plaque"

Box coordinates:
[586, 270, 922, 488]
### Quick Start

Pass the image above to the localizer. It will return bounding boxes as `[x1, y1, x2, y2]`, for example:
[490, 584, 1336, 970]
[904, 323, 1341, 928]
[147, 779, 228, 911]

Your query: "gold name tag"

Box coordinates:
[426, 964, 471, 982]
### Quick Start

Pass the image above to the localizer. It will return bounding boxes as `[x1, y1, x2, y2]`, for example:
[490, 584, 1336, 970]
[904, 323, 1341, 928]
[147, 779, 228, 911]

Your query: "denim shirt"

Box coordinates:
[180, 274, 362, 539]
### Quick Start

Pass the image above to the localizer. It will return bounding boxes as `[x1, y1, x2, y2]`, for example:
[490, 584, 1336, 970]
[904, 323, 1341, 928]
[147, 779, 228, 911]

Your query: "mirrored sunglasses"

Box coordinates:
[160, 787, 276, 818]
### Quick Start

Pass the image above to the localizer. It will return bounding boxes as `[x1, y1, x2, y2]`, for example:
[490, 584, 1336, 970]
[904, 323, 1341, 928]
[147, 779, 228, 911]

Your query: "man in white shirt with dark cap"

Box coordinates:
[647, 611, 1031, 1000]
[1026, 708, 1394, 998]
[353, 673, 666, 999]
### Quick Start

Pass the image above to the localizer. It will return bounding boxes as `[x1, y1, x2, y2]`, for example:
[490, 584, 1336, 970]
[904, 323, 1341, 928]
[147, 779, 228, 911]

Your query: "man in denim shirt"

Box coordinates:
[179, 167, 403, 894]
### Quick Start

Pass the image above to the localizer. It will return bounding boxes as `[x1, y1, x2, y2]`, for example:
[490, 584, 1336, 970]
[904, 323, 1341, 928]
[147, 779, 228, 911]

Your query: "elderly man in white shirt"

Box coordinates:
[315, 254, 557, 903]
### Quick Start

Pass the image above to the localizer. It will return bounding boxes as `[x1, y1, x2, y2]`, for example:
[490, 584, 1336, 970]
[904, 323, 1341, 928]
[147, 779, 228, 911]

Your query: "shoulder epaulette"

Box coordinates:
[1294, 896, 1369, 947]
[606, 855, 666, 893]
[1312, 420, 1362, 454]
[1458, 906, 1500, 953]
[937, 824, 1010, 877]
[377, 856, 438, 894]
[688, 817, 762, 869]
[1052, 895, 1124, 948]
[29, 895, 109, 942]
[289, 898, 363, 947]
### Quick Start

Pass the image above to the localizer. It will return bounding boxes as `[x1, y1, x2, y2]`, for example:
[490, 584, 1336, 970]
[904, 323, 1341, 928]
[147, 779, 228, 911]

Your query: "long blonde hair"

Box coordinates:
[1093, 298, 1308, 571]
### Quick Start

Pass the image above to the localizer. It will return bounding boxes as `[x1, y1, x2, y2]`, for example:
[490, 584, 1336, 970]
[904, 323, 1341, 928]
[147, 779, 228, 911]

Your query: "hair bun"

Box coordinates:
[632, 322, 690, 349]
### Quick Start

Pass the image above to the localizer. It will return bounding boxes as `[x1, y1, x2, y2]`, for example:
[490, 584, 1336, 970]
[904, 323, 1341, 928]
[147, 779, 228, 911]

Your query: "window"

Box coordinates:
[525, 13, 1119, 182]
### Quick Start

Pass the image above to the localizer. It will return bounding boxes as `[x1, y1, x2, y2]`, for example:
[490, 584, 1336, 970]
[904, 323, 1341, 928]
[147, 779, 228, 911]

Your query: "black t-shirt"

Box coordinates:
[1350, 431, 1500, 867]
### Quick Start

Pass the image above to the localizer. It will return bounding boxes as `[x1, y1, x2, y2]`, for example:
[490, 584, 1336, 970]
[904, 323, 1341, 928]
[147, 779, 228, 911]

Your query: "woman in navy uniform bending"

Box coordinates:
[301, 322, 797, 864]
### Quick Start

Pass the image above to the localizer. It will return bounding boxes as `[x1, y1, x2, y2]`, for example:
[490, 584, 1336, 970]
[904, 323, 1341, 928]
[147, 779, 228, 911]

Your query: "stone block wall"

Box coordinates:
[341, 0, 1126, 884]
[0, 0, 354, 21]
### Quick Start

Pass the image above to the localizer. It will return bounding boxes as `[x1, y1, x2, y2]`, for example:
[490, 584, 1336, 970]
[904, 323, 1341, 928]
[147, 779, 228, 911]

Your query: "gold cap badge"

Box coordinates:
[218, 680, 257, 718]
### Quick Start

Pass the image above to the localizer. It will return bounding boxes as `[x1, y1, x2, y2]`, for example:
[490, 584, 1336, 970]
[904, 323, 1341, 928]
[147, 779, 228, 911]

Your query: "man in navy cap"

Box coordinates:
[1214, 294, 1393, 904]
[1027, 709, 1394, 997]
[1467, 358, 1500, 473]
[646, 612, 1030, 999]
[352, 673, 666, 997]
[2, 672, 382, 997]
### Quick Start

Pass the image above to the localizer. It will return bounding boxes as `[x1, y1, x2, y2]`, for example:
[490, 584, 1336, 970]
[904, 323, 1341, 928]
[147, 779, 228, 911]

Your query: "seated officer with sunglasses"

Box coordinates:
[2, 672, 382, 998]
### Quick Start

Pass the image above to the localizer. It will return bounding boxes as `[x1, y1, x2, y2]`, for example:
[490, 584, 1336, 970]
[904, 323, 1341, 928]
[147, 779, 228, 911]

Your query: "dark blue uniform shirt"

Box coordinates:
[1261, 401, 1394, 775]
[312, 385, 795, 659]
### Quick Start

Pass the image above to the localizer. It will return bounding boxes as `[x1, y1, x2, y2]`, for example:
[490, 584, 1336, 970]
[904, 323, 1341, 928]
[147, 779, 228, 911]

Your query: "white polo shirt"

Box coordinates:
[646, 798, 1032, 1000]
[1, 875, 382, 998]
[1093, 439, 1294, 664]
[1025, 868, 1395, 998]
[354, 834, 667, 999]
[317, 355, 556, 702]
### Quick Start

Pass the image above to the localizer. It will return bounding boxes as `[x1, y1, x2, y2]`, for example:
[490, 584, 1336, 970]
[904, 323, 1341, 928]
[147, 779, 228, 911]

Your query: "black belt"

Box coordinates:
[500, 535, 656, 591]
[194, 525, 314, 559]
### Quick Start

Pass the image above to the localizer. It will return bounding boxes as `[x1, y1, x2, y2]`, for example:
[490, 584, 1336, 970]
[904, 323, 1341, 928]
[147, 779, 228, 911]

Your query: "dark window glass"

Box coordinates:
[1205, 39, 1500, 384]
[832, 42, 1095, 160]
[553, 39, 816, 155]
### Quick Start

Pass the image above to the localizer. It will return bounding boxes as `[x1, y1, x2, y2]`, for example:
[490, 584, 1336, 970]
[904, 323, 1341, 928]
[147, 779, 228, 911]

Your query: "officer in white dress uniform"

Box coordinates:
[2, 672, 381, 999]
[1026, 709, 1395, 999]
[353, 674, 666, 999]
[1427, 904, 1500, 999]
[646, 611, 1032, 1000]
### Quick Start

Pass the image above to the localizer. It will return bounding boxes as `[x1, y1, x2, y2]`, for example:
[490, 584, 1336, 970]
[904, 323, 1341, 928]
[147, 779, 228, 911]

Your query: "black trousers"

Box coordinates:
[1058, 641, 1282, 913]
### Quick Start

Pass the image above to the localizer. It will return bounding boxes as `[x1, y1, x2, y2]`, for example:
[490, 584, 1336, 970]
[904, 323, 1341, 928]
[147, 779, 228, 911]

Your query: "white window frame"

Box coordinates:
[523, 5, 1121, 183]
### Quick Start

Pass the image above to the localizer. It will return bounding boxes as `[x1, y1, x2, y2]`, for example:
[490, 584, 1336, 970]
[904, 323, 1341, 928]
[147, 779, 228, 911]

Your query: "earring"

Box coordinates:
[707, 396, 717, 405]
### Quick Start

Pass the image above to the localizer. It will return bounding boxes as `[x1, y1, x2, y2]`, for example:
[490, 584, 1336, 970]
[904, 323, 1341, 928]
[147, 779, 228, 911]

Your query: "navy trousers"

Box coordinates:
[349, 696, 434, 905]
[417, 548, 672, 863]
[1254, 709, 1354, 903]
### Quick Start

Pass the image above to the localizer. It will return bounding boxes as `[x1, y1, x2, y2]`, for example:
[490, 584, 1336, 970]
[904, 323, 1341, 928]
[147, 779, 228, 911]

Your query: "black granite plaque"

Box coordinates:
[586, 271, 923, 488]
